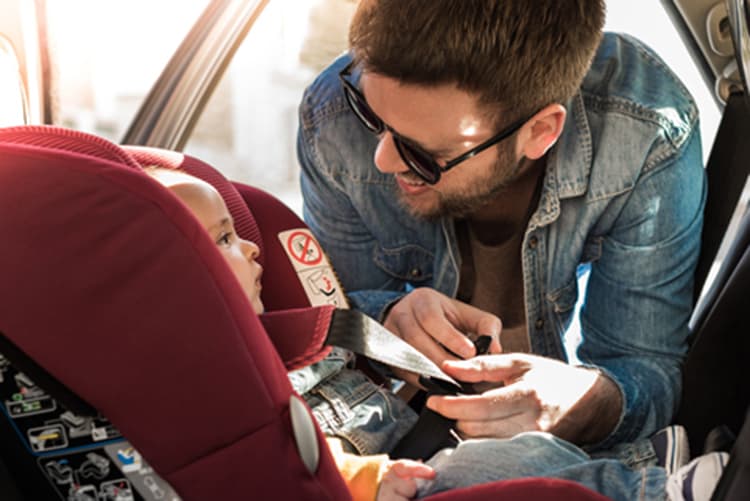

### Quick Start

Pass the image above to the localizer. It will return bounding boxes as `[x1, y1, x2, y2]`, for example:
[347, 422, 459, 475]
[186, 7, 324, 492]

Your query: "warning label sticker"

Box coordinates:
[278, 229, 348, 308]
[285, 230, 323, 266]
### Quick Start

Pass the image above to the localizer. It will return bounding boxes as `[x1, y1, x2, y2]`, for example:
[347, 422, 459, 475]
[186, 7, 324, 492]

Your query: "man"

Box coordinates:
[297, 0, 705, 452]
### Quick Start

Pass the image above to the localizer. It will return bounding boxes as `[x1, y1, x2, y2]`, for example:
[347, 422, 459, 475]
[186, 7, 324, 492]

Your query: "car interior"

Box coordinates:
[1, 1, 750, 500]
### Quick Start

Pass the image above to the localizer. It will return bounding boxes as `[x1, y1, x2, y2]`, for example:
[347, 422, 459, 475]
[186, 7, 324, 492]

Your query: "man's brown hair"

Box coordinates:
[349, 0, 606, 123]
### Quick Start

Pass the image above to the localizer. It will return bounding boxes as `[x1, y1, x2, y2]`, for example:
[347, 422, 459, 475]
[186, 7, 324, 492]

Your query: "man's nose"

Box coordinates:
[373, 131, 409, 175]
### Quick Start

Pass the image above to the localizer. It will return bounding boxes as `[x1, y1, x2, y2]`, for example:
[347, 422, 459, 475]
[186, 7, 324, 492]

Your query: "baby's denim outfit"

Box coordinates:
[288, 347, 416, 455]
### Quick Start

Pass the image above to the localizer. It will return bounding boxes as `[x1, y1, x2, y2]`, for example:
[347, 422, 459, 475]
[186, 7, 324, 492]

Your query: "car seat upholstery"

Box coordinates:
[0, 125, 349, 500]
[0, 125, 611, 500]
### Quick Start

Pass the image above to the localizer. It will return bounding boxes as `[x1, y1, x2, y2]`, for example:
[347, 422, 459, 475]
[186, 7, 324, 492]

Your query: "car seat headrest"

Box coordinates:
[0, 125, 142, 169]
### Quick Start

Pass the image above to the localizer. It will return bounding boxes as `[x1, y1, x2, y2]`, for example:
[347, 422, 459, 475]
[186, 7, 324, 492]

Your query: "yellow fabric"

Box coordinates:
[327, 438, 389, 501]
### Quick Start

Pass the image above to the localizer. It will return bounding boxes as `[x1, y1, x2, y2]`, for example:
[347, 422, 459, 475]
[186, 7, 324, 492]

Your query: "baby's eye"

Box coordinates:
[217, 232, 233, 246]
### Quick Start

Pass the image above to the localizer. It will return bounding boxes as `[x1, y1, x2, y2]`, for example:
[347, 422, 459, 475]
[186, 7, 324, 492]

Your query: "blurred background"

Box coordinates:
[46, 0, 721, 215]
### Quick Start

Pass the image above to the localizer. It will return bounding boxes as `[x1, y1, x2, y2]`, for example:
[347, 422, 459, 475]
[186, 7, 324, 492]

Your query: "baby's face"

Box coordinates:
[161, 173, 265, 314]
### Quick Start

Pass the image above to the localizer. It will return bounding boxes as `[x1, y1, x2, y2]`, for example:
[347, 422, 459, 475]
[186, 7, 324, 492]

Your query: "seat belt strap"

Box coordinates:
[325, 309, 458, 386]
[261, 307, 459, 387]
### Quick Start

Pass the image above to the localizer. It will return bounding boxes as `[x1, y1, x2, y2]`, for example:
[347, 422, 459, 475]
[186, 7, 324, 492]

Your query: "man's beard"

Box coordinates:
[397, 144, 523, 220]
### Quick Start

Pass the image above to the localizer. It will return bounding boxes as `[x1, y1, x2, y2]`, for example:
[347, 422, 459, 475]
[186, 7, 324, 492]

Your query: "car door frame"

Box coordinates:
[121, 0, 269, 150]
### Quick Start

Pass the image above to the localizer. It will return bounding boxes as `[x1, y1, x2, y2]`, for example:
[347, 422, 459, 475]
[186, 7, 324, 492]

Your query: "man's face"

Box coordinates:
[360, 72, 523, 219]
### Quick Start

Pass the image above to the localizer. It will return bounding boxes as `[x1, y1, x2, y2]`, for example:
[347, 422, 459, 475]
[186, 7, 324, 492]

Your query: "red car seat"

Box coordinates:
[0, 125, 610, 501]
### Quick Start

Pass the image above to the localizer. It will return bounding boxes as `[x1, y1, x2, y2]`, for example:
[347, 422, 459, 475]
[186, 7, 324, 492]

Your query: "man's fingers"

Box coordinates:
[425, 386, 529, 421]
[474, 313, 503, 349]
[449, 300, 502, 340]
[488, 336, 503, 354]
[455, 414, 534, 439]
[441, 355, 529, 383]
[386, 288, 503, 361]
[386, 309, 459, 366]
[426, 386, 545, 439]
[411, 297, 475, 359]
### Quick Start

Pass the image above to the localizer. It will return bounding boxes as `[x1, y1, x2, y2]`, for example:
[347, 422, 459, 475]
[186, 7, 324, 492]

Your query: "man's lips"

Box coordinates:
[395, 173, 430, 195]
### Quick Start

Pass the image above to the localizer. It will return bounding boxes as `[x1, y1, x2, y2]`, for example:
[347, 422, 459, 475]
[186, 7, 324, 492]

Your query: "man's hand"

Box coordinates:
[384, 288, 502, 386]
[425, 353, 623, 445]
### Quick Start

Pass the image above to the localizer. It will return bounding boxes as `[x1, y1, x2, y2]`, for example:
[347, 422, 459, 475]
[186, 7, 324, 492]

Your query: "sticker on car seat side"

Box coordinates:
[278, 229, 349, 308]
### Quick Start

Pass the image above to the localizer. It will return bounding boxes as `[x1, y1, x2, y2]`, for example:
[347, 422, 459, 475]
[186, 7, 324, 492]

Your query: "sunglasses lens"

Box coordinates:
[344, 86, 383, 133]
[340, 70, 441, 184]
[395, 140, 440, 184]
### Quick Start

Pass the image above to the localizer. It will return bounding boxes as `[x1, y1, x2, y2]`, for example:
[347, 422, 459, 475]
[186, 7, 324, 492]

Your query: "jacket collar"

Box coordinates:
[553, 91, 593, 200]
[531, 91, 592, 229]
[530, 92, 592, 227]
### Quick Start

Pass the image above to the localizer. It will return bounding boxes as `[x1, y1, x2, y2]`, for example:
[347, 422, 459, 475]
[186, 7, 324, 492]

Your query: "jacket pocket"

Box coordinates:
[581, 236, 603, 263]
[546, 278, 580, 341]
[372, 244, 434, 283]
[547, 278, 579, 315]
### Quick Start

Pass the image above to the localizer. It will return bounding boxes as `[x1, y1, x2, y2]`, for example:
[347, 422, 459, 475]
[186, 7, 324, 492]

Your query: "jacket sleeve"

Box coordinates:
[580, 126, 706, 449]
[327, 437, 389, 501]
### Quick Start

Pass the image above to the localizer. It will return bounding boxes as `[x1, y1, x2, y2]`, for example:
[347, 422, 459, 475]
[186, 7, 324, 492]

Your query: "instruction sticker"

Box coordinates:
[278, 229, 348, 308]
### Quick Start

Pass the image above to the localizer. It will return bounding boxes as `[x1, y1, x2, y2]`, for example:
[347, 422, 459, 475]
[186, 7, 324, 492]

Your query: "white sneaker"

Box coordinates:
[651, 425, 691, 475]
[666, 452, 729, 501]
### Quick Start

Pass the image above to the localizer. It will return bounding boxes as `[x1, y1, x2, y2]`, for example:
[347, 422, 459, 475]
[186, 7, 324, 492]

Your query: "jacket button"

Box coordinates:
[528, 236, 538, 249]
[410, 268, 421, 278]
[535, 318, 544, 330]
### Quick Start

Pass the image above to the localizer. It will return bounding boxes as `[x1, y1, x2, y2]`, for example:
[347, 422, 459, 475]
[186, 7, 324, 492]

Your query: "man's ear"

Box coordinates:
[516, 104, 566, 160]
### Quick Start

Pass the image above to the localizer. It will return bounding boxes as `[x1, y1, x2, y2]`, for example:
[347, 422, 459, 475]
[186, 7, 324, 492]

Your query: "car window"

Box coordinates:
[48, 0, 209, 140]
[185, 0, 719, 217]
[605, 1, 721, 160]
[183, 0, 357, 214]
[0, 34, 27, 126]
[47, 0, 722, 217]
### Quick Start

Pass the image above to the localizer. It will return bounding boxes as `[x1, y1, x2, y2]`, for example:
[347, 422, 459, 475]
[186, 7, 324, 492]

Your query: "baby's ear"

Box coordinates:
[517, 104, 566, 160]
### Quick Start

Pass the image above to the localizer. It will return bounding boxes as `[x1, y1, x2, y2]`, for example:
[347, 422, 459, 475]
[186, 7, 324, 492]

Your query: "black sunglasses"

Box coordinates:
[339, 61, 529, 185]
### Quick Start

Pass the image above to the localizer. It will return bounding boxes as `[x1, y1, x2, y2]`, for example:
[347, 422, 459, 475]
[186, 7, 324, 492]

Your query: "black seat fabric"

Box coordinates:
[673, 83, 750, 454]
[677, 205, 750, 453]
[710, 408, 750, 501]
[692, 92, 750, 305]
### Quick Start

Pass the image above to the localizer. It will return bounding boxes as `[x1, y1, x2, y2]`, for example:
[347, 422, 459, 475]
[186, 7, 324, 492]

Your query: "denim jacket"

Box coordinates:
[297, 33, 707, 449]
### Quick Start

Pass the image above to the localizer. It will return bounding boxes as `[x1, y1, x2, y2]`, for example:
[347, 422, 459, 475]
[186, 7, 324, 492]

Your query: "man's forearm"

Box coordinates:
[552, 370, 623, 446]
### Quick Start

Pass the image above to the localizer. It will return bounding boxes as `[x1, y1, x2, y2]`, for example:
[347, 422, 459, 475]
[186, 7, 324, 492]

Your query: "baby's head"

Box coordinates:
[145, 167, 264, 314]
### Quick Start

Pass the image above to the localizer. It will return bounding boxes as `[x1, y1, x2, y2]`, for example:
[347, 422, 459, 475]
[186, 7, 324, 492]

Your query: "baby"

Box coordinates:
[146, 167, 434, 501]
